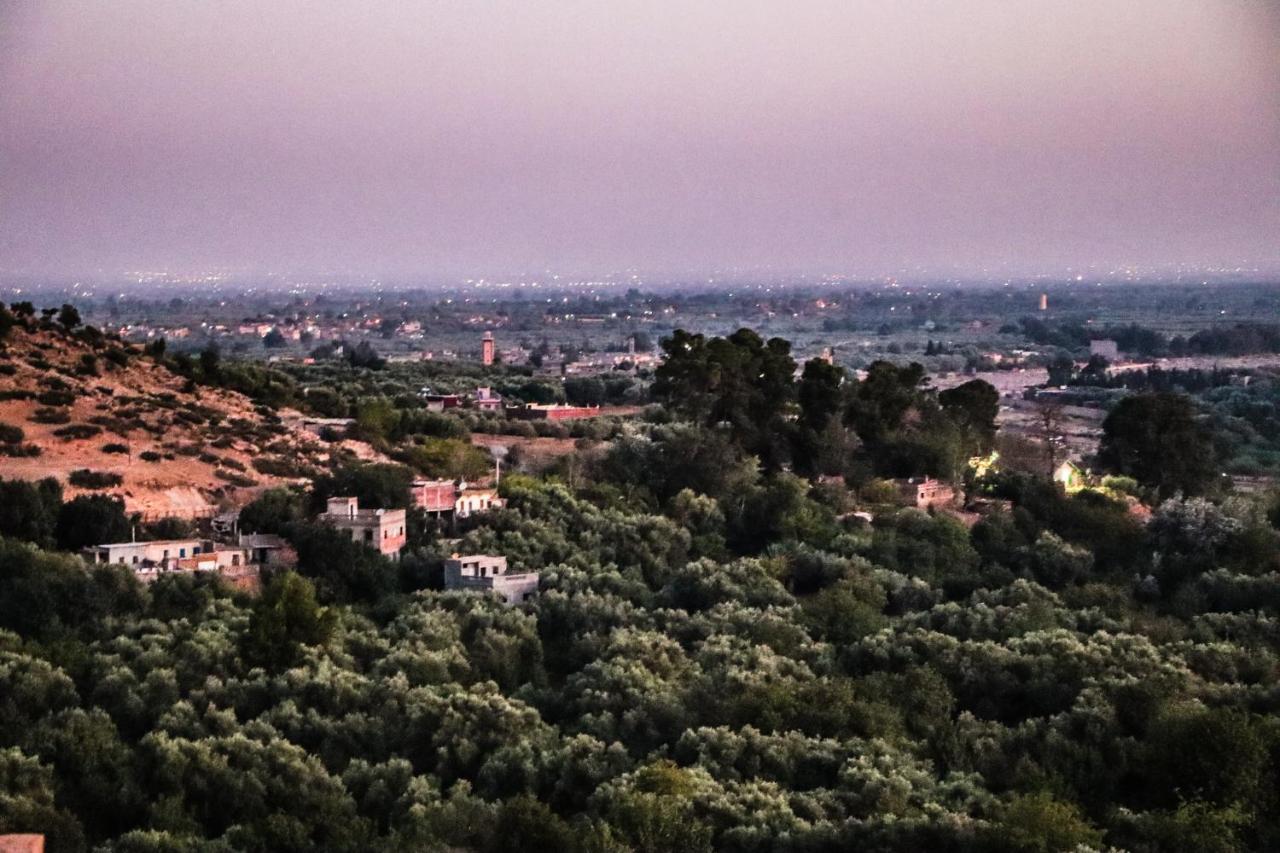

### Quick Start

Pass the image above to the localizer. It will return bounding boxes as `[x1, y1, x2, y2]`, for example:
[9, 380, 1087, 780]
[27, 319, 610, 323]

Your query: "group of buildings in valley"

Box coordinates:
[113, 313, 658, 375]
[419, 386, 605, 421]
[82, 478, 536, 606]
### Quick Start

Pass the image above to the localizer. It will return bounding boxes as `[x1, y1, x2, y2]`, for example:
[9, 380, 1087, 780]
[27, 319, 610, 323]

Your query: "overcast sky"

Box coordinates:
[1, 1, 1278, 279]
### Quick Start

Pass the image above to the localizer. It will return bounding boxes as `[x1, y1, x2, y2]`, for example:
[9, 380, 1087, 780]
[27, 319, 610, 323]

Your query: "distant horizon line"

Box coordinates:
[2, 261, 1279, 290]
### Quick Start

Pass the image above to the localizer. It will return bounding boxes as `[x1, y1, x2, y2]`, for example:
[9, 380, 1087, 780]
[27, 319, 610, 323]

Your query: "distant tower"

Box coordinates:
[627, 335, 636, 355]
[1038, 293, 1048, 311]
[481, 331, 495, 366]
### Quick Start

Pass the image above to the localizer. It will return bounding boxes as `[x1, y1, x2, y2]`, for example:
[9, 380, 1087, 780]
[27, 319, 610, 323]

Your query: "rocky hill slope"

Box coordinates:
[0, 320, 333, 519]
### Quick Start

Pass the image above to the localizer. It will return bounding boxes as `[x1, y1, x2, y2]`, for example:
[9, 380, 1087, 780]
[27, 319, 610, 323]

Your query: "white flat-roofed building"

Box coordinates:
[443, 554, 538, 605]
[86, 538, 208, 568]
[84, 538, 248, 581]
[456, 486, 503, 518]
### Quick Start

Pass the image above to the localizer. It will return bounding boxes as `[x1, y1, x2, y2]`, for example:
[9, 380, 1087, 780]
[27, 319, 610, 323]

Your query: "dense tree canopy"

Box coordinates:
[2, 324, 1280, 851]
[1099, 392, 1218, 497]
[653, 329, 797, 469]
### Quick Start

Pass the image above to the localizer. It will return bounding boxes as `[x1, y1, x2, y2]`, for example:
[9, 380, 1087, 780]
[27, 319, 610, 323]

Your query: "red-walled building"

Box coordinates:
[411, 478, 457, 515]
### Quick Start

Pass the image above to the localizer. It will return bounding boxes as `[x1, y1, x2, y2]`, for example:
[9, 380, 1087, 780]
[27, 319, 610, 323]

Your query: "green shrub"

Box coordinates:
[52, 423, 102, 441]
[68, 469, 123, 488]
[37, 389, 76, 406]
[0, 443, 40, 458]
[214, 469, 256, 487]
[30, 406, 70, 424]
[252, 456, 303, 477]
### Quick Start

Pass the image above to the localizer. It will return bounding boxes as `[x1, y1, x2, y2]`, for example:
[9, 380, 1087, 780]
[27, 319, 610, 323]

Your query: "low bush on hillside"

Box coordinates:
[102, 442, 129, 454]
[37, 389, 77, 406]
[0, 422, 24, 444]
[253, 456, 306, 477]
[30, 406, 71, 424]
[76, 353, 99, 376]
[89, 414, 145, 436]
[52, 423, 102, 441]
[68, 469, 123, 488]
[0, 443, 40, 457]
[214, 468, 256, 487]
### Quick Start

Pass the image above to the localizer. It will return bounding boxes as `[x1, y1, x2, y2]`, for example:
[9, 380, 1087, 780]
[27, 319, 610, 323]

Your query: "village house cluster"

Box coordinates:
[81, 481, 531, 603]
[84, 532, 293, 584]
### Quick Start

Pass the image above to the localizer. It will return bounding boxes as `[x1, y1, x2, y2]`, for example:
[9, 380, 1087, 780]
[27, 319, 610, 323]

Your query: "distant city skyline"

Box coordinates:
[2, 1, 1278, 279]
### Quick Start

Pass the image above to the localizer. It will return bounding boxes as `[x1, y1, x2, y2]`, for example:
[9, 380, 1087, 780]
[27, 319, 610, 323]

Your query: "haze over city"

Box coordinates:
[2, 0, 1279, 280]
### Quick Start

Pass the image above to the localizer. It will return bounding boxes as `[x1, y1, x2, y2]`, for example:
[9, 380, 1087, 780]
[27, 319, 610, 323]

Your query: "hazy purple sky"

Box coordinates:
[2, 1, 1278, 278]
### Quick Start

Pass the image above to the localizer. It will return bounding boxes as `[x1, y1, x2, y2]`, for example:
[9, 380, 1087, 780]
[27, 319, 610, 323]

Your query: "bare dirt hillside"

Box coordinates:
[0, 325, 334, 519]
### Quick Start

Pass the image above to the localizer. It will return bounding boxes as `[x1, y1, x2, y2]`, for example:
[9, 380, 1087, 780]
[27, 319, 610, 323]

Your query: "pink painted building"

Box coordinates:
[321, 497, 407, 560]
[411, 479, 457, 515]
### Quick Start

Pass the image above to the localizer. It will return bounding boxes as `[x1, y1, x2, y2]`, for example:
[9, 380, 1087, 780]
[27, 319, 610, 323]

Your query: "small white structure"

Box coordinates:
[455, 486, 503, 518]
[443, 554, 538, 605]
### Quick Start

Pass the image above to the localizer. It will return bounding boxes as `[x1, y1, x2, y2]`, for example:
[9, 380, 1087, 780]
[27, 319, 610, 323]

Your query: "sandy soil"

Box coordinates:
[0, 329, 332, 518]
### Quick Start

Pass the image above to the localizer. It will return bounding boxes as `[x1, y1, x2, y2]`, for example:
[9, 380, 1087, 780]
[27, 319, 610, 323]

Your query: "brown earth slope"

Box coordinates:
[0, 325, 333, 519]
